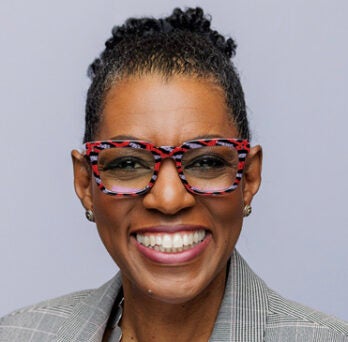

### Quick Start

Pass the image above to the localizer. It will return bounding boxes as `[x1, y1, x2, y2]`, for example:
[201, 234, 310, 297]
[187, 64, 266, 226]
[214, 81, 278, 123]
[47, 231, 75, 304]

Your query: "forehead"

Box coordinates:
[98, 74, 238, 145]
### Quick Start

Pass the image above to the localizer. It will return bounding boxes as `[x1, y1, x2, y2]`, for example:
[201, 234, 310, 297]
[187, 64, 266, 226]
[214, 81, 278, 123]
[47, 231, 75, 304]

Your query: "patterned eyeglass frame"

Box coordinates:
[84, 138, 250, 197]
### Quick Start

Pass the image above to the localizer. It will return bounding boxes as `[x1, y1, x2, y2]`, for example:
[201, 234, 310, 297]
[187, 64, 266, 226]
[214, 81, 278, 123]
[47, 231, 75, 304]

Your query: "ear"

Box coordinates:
[242, 145, 262, 206]
[71, 149, 93, 211]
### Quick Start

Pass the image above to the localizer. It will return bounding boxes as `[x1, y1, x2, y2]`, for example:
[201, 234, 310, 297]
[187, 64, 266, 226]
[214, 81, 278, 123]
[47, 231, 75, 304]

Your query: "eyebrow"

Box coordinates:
[107, 134, 226, 141]
[108, 135, 141, 140]
[190, 134, 225, 140]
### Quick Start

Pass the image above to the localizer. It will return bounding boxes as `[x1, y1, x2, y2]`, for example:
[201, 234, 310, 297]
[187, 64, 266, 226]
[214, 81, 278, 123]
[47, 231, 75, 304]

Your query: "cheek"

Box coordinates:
[207, 191, 244, 225]
[92, 191, 135, 255]
[203, 191, 244, 247]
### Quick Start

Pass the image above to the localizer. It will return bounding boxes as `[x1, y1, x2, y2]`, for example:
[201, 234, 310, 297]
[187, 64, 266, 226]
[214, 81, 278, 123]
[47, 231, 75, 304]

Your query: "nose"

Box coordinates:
[142, 159, 196, 215]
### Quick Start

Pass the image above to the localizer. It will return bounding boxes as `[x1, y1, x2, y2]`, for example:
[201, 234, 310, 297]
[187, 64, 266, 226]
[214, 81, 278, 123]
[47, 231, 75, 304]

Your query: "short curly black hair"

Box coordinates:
[84, 7, 250, 143]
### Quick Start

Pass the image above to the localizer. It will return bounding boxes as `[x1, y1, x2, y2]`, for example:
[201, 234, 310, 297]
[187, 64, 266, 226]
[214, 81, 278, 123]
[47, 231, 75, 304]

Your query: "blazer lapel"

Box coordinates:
[209, 250, 268, 342]
[55, 274, 122, 342]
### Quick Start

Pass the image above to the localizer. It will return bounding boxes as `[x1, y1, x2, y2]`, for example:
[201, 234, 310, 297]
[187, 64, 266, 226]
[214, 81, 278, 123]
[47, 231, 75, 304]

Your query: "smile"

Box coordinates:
[136, 230, 206, 253]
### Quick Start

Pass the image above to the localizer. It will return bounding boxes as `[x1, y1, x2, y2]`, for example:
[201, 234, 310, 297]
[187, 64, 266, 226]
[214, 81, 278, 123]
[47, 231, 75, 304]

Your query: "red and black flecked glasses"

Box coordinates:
[84, 138, 250, 197]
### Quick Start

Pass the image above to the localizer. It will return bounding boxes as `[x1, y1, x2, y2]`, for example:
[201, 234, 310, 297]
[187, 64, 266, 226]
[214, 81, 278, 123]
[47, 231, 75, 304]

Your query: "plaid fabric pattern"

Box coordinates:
[1, 251, 347, 341]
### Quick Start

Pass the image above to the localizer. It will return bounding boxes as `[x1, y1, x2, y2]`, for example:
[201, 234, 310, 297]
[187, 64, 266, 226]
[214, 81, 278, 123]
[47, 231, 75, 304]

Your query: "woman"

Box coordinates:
[1, 7, 347, 342]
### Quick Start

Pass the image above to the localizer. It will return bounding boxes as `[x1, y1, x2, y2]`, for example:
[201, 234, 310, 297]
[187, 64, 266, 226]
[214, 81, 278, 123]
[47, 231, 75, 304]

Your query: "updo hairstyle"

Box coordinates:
[84, 7, 249, 143]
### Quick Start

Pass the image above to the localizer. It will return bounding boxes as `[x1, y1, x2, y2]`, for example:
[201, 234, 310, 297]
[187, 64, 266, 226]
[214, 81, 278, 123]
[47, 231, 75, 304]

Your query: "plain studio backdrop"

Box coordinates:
[0, 0, 347, 320]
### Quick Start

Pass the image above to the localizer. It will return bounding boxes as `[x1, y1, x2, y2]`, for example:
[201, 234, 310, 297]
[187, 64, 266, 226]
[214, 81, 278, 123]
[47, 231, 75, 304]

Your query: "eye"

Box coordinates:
[185, 155, 229, 170]
[102, 157, 149, 171]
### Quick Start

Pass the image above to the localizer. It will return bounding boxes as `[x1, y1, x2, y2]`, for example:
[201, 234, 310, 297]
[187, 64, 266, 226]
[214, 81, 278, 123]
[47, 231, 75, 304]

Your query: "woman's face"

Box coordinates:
[73, 74, 262, 304]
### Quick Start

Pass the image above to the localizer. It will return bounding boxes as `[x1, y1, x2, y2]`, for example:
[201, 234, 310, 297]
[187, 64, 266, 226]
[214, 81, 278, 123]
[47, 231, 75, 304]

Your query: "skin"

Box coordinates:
[72, 74, 262, 341]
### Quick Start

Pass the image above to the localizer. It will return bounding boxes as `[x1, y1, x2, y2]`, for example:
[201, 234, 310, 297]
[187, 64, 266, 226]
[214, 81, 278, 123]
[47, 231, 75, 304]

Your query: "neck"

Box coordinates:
[120, 265, 227, 342]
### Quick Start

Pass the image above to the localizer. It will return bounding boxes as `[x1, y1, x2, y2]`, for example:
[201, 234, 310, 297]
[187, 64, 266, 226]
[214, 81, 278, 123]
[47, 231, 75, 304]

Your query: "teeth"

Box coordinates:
[137, 234, 144, 244]
[136, 230, 206, 253]
[183, 234, 189, 246]
[162, 234, 172, 249]
[155, 235, 162, 245]
[144, 235, 150, 246]
[173, 234, 183, 248]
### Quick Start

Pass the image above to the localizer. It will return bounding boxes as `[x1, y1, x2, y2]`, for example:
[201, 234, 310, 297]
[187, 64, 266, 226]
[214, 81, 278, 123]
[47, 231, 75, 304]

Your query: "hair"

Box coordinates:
[84, 7, 250, 143]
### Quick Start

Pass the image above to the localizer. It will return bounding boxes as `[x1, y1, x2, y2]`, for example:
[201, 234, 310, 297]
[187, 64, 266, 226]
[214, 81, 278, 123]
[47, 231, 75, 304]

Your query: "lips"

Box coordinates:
[132, 226, 211, 264]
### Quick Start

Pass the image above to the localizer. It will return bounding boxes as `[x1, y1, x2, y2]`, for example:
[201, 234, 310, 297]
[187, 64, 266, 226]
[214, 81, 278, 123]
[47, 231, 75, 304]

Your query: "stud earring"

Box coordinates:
[85, 209, 95, 222]
[243, 204, 252, 217]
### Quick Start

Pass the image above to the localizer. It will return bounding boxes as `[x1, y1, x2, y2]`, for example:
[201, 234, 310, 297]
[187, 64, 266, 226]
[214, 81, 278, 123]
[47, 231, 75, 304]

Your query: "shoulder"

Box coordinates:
[0, 274, 122, 342]
[222, 251, 348, 342]
[265, 288, 348, 341]
[0, 289, 92, 342]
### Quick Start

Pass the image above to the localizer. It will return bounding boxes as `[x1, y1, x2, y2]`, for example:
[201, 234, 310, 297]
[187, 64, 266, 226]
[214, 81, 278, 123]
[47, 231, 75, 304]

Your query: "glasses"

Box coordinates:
[84, 138, 250, 197]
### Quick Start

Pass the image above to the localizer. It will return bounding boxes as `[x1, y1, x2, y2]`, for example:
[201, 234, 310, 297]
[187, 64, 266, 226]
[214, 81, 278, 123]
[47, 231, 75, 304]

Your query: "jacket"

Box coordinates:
[1, 251, 347, 341]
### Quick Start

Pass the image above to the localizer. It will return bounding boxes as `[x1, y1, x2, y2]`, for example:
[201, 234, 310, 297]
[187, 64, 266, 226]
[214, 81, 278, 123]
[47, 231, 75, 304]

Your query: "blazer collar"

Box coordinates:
[55, 274, 122, 341]
[56, 250, 268, 341]
[210, 250, 268, 342]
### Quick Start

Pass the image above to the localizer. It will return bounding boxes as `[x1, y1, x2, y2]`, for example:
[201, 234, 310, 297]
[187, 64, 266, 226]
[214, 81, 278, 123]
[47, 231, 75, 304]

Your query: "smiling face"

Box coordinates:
[72, 74, 262, 304]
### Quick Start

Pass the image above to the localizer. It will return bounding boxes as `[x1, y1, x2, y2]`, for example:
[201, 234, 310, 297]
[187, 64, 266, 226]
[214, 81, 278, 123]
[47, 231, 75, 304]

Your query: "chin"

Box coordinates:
[125, 260, 227, 306]
[142, 281, 208, 305]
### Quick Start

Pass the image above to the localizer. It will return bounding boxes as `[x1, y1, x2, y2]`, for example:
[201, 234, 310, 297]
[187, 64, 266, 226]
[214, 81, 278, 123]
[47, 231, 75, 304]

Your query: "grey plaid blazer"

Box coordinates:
[1, 251, 347, 341]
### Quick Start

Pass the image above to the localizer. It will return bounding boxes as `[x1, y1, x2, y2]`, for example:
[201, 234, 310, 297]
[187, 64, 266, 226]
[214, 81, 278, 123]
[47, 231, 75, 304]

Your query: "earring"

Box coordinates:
[243, 204, 252, 217]
[85, 209, 95, 222]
